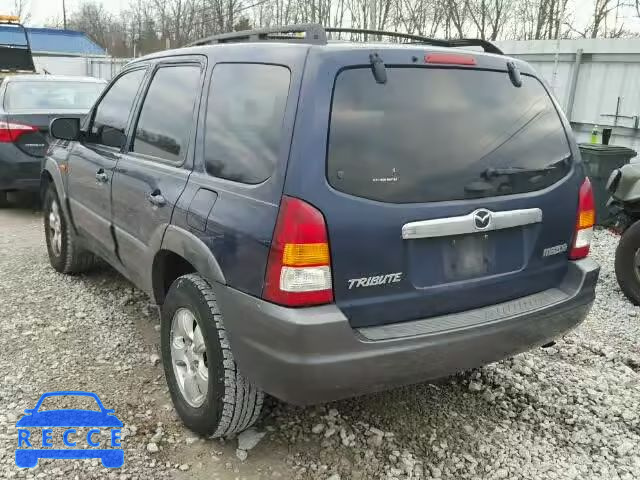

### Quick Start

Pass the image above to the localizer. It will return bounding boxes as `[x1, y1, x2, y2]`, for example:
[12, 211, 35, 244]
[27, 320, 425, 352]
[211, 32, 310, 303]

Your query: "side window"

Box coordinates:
[132, 65, 201, 163]
[205, 64, 290, 184]
[89, 69, 146, 149]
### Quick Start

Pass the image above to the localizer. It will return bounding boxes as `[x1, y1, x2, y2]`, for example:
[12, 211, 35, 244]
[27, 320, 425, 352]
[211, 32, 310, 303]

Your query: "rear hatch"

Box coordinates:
[286, 48, 583, 328]
[3, 79, 104, 157]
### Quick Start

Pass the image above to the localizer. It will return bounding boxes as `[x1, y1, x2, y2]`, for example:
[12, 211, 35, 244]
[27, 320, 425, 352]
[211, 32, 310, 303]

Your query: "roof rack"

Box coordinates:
[189, 24, 327, 47]
[189, 24, 503, 55]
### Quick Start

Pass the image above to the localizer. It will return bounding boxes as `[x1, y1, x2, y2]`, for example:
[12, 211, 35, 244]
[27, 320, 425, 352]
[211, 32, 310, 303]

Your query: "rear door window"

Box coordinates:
[131, 65, 201, 163]
[327, 67, 571, 203]
[204, 63, 290, 184]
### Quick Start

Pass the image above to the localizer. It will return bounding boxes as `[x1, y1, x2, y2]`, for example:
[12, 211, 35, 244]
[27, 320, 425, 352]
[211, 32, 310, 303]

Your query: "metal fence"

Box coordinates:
[87, 57, 131, 80]
[33, 54, 130, 81]
[497, 38, 640, 151]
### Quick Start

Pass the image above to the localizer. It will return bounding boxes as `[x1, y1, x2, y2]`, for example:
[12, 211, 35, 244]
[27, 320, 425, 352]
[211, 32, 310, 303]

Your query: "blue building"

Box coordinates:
[0, 25, 116, 78]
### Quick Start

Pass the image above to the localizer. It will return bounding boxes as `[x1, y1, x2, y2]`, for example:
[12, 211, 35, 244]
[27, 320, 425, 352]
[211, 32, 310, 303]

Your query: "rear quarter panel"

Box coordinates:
[172, 44, 309, 297]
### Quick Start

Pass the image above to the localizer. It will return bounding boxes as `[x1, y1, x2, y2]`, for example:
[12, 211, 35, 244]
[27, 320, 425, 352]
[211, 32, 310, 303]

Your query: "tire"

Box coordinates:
[615, 220, 640, 305]
[161, 273, 264, 437]
[43, 185, 97, 274]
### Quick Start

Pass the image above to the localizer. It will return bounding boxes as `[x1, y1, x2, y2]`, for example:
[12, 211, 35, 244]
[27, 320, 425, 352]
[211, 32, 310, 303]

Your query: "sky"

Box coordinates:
[0, 0, 125, 26]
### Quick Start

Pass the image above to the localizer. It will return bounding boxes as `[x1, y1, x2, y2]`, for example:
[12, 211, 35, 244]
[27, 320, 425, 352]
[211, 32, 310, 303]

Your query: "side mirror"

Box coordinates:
[50, 117, 81, 141]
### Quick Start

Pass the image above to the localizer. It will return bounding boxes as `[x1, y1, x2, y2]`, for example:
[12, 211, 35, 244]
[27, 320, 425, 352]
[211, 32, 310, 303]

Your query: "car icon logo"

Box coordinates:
[15, 391, 124, 468]
[473, 209, 492, 230]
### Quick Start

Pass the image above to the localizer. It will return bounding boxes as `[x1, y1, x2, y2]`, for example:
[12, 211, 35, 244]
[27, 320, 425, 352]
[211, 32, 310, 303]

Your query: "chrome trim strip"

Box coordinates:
[401, 208, 542, 239]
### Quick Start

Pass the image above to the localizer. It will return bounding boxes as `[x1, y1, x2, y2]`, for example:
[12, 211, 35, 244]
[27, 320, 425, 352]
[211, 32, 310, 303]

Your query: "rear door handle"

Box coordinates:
[95, 169, 109, 183]
[147, 190, 166, 207]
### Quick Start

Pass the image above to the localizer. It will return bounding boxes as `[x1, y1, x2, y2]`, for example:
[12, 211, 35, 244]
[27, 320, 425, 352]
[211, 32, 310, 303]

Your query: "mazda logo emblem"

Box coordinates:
[473, 209, 492, 230]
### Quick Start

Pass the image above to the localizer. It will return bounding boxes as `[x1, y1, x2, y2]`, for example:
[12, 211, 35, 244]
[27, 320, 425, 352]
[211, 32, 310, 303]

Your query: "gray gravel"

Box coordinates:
[0, 207, 638, 480]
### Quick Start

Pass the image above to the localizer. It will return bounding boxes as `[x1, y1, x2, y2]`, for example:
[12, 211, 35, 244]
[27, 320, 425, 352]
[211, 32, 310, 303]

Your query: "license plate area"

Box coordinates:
[443, 233, 491, 281]
[406, 229, 525, 288]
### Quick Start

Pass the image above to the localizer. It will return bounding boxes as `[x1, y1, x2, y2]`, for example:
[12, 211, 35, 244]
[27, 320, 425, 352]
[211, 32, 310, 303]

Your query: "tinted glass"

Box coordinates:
[0, 46, 34, 71]
[328, 68, 572, 203]
[5, 81, 105, 111]
[90, 69, 145, 149]
[133, 65, 201, 162]
[205, 64, 290, 184]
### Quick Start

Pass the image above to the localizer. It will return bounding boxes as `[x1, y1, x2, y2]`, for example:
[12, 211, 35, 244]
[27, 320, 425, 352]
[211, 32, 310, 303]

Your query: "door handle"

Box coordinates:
[147, 190, 166, 207]
[95, 169, 109, 183]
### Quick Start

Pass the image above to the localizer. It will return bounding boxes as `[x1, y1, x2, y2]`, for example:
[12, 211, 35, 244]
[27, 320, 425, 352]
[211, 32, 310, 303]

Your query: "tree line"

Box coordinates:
[29, 0, 640, 57]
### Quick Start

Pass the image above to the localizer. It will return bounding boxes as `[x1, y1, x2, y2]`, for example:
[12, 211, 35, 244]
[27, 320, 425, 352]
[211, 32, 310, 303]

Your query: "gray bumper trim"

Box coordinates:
[358, 286, 570, 340]
[215, 259, 599, 405]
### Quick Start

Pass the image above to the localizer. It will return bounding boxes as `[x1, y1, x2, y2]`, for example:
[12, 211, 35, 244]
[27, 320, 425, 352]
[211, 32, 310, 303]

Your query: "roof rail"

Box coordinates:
[189, 24, 503, 55]
[325, 28, 503, 54]
[189, 24, 327, 46]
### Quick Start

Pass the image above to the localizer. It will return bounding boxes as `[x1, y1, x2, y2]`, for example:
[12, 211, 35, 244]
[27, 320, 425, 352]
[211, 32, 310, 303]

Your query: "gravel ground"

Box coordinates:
[0, 204, 638, 480]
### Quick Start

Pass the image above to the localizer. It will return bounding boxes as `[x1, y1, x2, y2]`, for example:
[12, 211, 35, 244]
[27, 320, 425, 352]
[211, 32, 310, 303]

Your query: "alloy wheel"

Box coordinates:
[48, 200, 62, 257]
[170, 308, 209, 408]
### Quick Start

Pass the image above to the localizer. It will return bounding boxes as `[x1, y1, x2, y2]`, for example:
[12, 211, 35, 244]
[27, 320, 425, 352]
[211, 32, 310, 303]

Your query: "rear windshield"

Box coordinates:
[327, 67, 571, 203]
[0, 46, 34, 71]
[5, 81, 105, 111]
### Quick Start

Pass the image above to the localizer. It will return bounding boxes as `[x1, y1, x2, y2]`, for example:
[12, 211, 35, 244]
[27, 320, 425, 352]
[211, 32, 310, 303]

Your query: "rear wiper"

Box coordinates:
[482, 155, 571, 179]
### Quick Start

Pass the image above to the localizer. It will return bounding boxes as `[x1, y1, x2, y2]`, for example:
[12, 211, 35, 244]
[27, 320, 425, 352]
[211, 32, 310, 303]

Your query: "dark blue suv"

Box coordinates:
[41, 25, 600, 437]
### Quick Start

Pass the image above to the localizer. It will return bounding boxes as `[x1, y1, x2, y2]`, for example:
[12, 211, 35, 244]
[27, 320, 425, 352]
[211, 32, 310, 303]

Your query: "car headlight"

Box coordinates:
[606, 168, 622, 193]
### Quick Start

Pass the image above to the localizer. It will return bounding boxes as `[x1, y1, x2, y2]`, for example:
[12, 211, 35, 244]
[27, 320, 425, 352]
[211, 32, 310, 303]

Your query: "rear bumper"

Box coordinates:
[0, 147, 41, 191]
[217, 259, 599, 405]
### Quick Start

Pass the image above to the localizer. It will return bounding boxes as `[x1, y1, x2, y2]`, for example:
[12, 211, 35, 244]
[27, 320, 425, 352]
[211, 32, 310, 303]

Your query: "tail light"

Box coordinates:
[569, 178, 595, 260]
[263, 196, 333, 307]
[0, 121, 37, 143]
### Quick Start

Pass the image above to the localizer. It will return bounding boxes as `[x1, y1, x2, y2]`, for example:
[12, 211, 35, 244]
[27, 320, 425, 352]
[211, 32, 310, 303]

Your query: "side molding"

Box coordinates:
[160, 225, 226, 286]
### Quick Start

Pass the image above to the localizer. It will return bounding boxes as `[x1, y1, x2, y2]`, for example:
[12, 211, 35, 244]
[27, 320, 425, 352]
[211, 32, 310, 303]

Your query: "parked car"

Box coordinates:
[0, 75, 106, 206]
[607, 164, 640, 304]
[41, 24, 600, 437]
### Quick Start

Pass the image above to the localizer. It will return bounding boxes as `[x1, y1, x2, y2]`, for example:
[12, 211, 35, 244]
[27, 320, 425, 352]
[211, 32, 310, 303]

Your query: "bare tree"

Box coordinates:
[45, 0, 640, 59]
[466, 0, 511, 40]
[66, 2, 113, 48]
[562, 0, 624, 38]
[12, 0, 31, 24]
[399, 0, 444, 36]
[443, 0, 470, 38]
[590, 0, 624, 38]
